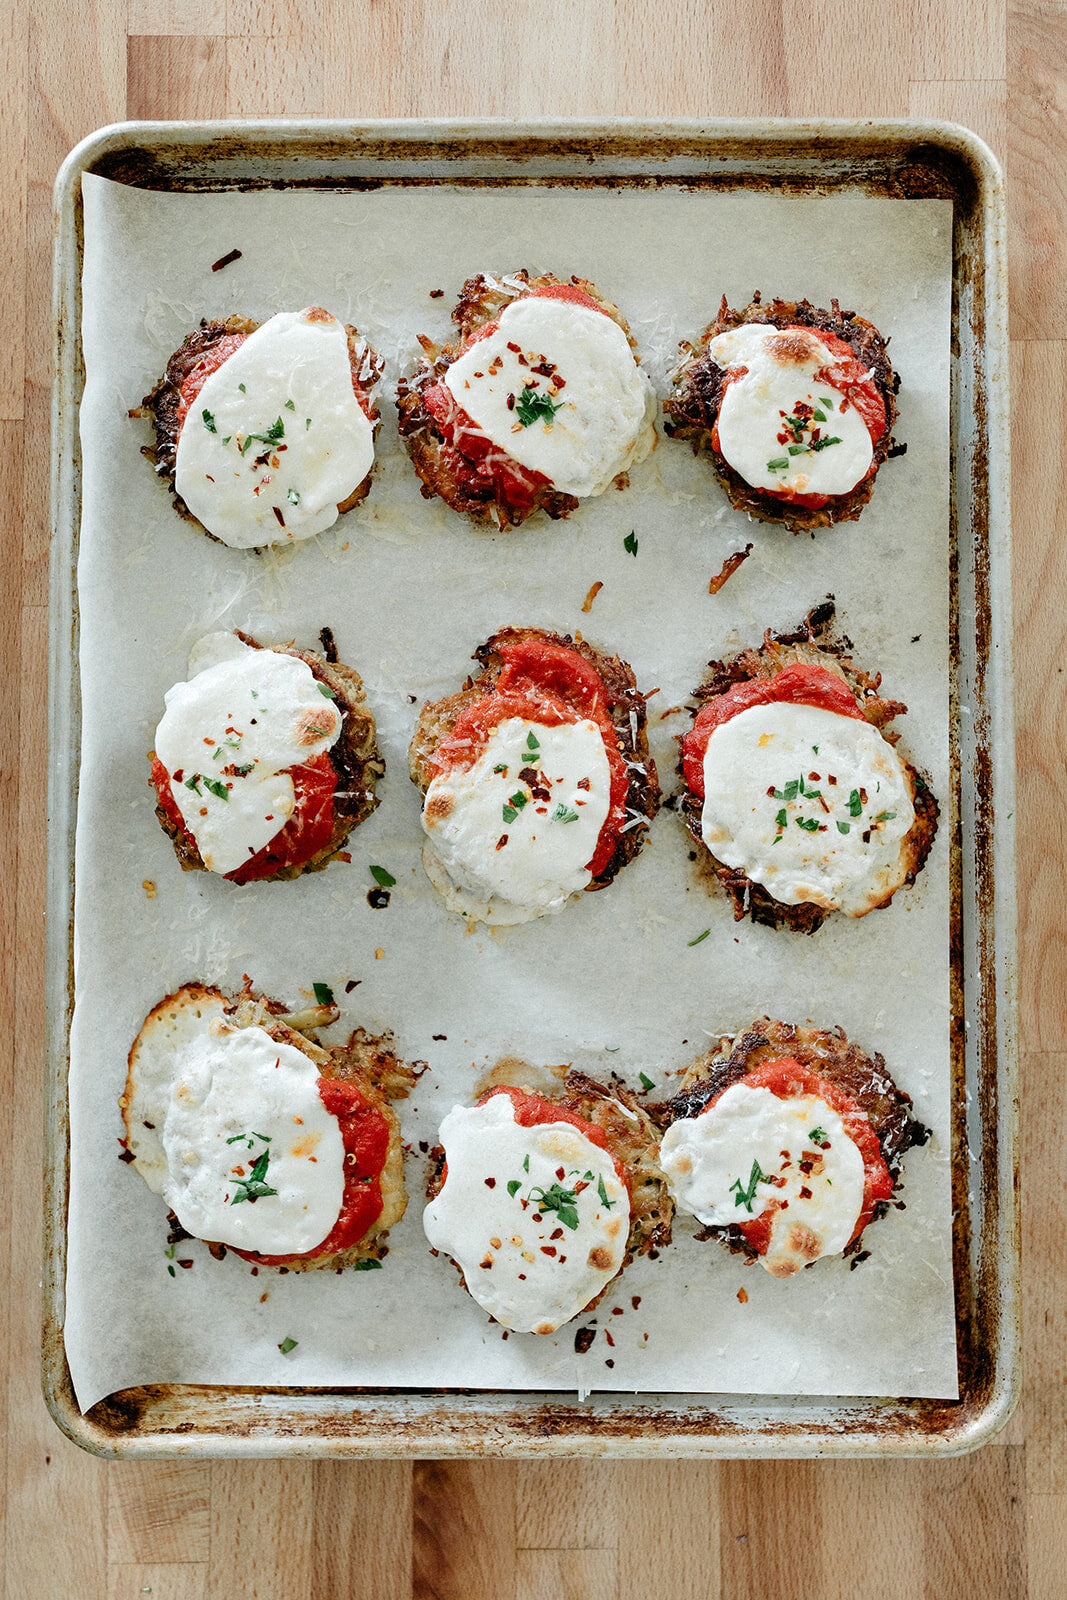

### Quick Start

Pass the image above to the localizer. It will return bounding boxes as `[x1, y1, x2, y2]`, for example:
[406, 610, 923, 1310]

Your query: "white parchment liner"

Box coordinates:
[66, 173, 958, 1412]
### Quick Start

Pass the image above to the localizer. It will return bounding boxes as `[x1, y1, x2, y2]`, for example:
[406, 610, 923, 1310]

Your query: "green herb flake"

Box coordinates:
[508, 791, 528, 813]
[167, 1264, 176, 1278]
[238, 383, 247, 394]
[305, 417, 312, 430]
[514, 387, 563, 427]
[221, 435, 231, 445]
[528, 1180, 580, 1231]
[819, 396, 834, 407]
[502, 805, 517, 824]
[506, 1179, 522, 1198]
[624, 529, 639, 557]
[812, 409, 827, 423]
[811, 434, 842, 452]
[553, 804, 580, 824]
[370, 865, 396, 888]
[874, 811, 897, 823]
[730, 1159, 766, 1214]
[284, 398, 296, 411]
[184, 773, 202, 795]
[809, 1127, 827, 1145]
[493, 763, 508, 774]
[688, 928, 711, 947]
[312, 981, 335, 1007]
[203, 777, 230, 802]
[766, 457, 790, 472]
[848, 788, 863, 818]
[795, 816, 820, 832]
[836, 820, 851, 835]
[316, 682, 337, 700]
[287, 488, 301, 506]
[229, 1148, 278, 1206]
[523, 1154, 530, 1173]
[278, 1336, 298, 1354]
[775, 808, 788, 829]
[773, 779, 800, 802]
[525, 731, 541, 754]
[787, 443, 807, 456]
[353, 1259, 382, 1272]
[639, 1072, 655, 1092]
[597, 1174, 615, 1210]
[201, 409, 217, 433]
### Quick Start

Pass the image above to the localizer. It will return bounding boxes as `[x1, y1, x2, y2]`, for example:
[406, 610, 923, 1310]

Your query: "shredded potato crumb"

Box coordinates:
[581, 580, 604, 613]
[375, 948, 384, 960]
[142, 879, 157, 899]
[737, 1286, 749, 1304]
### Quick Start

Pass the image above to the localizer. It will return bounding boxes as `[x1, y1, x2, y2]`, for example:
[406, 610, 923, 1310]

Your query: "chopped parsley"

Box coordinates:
[370, 865, 396, 888]
[525, 730, 541, 756]
[795, 816, 821, 832]
[597, 1175, 614, 1210]
[874, 811, 897, 823]
[811, 435, 843, 452]
[836, 820, 851, 835]
[506, 1179, 522, 1198]
[229, 1148, 278, 1205]
[201, 409, 217, 433]
[202, 777, 230, 802]
[623, 529, 639, 557]
[353, 1259, 382, 1271]
[184, 773, 202, 795]
[278, 1336, 298, 1354]
[514, 387, 562, 427]
[730, 1159, 766, 1213]
[312, 981, 335, 1007]
[809, 1127, 827, 1145]
[688, 928, 710, 947]
[639, 1072, 655, 1092]
[284, 398, 296, 411]
[552, 804, 580, 824]
[527, 1180, 581, 1231]
[226, 1130, 272, 1147]
[848, 789, 863, 818]
[317, 682, 337, 700]
[767, 457, 789, 472]
[287, 488, 301, 506]
[502, 791, 528, 824]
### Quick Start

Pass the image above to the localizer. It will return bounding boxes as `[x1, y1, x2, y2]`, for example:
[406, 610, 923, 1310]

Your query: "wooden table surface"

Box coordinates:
[3, 2, 1061, 1596]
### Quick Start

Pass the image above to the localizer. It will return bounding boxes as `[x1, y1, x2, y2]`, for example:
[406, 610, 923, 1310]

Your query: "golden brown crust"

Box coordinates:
[680, 602, 938, 932]
[664, 293, 899, 533]
[122, 982, 418, 1273]
[408, 625, 660, 891]
[139, 312, 382, 545]
[654, 1018, 928, 1265]
[151, 630, 384, 883]
[395, 271, 642, 530]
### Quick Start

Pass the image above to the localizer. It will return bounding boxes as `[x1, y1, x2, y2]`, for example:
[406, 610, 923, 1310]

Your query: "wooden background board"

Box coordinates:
[3, 2, 1060, 1595]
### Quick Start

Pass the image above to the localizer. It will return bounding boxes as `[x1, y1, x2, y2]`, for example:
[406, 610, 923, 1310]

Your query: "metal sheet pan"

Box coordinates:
[45, 118, 1017, 1458]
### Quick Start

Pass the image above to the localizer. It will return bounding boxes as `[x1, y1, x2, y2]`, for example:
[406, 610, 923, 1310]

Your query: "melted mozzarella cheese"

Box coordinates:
[136, 1013, 345, 1255]
[699, 701, 915, 916]
[174, 308, 375, 548]
[660, 1083, 866, 1276]
[423, 1095, 630, 1333]
[707, 323, 873, 497]
[155, 634, 342, 876]
[421, 717, 611, 924]
[443, 295, 656, 497]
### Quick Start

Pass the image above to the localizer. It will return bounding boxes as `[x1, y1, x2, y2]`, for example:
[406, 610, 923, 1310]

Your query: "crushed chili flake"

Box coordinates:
[574, 1326, 596, 1354]
[210, 248, 242, 272]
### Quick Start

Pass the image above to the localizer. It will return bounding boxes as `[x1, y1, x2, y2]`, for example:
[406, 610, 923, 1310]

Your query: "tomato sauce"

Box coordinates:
[713, 325, 886, 509]
[682, 663, 866, 801]
[428, 638, 629, 877]
[232, 1076, 392, 1266]
[151, 749, 338, 882]
[480, 1086, 632, 1199]
[709, 1057, 892, 1257]
[424, 285, 611, 514]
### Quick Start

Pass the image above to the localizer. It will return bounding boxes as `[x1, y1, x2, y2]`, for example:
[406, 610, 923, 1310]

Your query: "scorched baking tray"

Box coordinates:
[45, 119, 1016, 1457]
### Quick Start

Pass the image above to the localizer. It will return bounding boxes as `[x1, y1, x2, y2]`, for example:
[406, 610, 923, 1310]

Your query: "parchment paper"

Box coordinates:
[66, 171, 958, 1412]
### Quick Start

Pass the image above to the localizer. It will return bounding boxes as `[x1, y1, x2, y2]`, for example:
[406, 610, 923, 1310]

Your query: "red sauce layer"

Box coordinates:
[427, 637, 629, 878]
[151, 748, 339, 882]
[682, 663, 866, 802]
[422, 284, 612, 514]
[711, 325, 886, 509]
[232, 1076, 392, 1266]
[480, 1086, 632, 1200]
[704, 1057, 892, 1258]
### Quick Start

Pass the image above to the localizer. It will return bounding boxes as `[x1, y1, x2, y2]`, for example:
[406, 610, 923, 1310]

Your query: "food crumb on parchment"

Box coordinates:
[142, 879, 157, 899]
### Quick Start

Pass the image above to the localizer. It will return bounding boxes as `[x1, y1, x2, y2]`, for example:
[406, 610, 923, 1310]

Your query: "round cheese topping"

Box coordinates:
[442, 295, 656, 497]
[700, 701, 915, 916]
[155, 633, 342, 876]
[144, 1016, 345, 1255]
[708, 323, 874, 497]
[173, 308, 375, 548]
[421, 717, 611, 924]
[660, 1083, 866, 1276]
[423, 1095, 630, 1333]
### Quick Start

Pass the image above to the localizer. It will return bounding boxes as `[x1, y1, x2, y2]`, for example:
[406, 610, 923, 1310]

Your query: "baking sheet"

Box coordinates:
[66, 171, 957, 1413]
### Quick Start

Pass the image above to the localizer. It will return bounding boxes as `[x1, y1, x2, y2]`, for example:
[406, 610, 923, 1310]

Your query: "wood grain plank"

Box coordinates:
[1028, 1494, 1067, 1600]
[781, 0, 914, 116]
[27, 0, 126, 179]
[108, 1565, 209, 1600]
[615, 0, 788, 117]
[128, 34, 227, 118]
[516, 1549, 617, 1600]
[616, 1463, 720, 1599]
[719, 1462, 822, 1600]
[310, 1462, 412, 1600]
[208, 1462, 314, 1600]
[919, 1444, 1026, 1598]
[915, 0, 1005, 79]
[0, 5, 25, 420]
[1008, 0, 1067, 338]
[1022, 1052, 1067, 1493]
[908, 78, 1008, 162]
[108, 1462, 211, 1565]
[129, 0, 226, 35]
[1010, 340, 1067, 1050]
[413, 1462, 515, 1600]
[226, 32, 326, 116]
[514, 1461, 620, 1549]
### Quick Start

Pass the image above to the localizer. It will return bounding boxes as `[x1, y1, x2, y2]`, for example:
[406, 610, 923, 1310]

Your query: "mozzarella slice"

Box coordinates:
[707, 322, 873, 497]
[660, 1082, 866, 1276]
[154, 635, 342, 876]
[174, 308, 375, 548]
[699, 701, 915, 916]
[423, 1094, 630, 1333]
[443, 295, 656, 497]
[421, 717, 611, 924]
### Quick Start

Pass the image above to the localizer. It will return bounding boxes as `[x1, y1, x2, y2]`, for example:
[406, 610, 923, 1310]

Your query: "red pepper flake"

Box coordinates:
[605, 1330, 615, 1347]
[273, 506, 286, 528]
[430, 288, 444, 298]
[611, 1305, 624, 1316]
[496, 834, 509, 851]
[737, 1286, 749, 1304]
[574, 1326, 596, 1354]
[631, 1296, 641, 1310]
[177, 1259, 194, 1269]
[605, 1359, 615, 1369]
[345, 979, 362, 993]
[484, 1177, 497, 1188]
[211, 248, 242, 272]
[708, 543, 753, 595]
[540, 1246, 557, 1257]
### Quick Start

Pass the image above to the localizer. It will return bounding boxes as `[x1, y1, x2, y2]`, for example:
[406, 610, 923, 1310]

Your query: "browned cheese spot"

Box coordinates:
[424, 790, 455, 823]
[588, 1245, 613, 1271]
